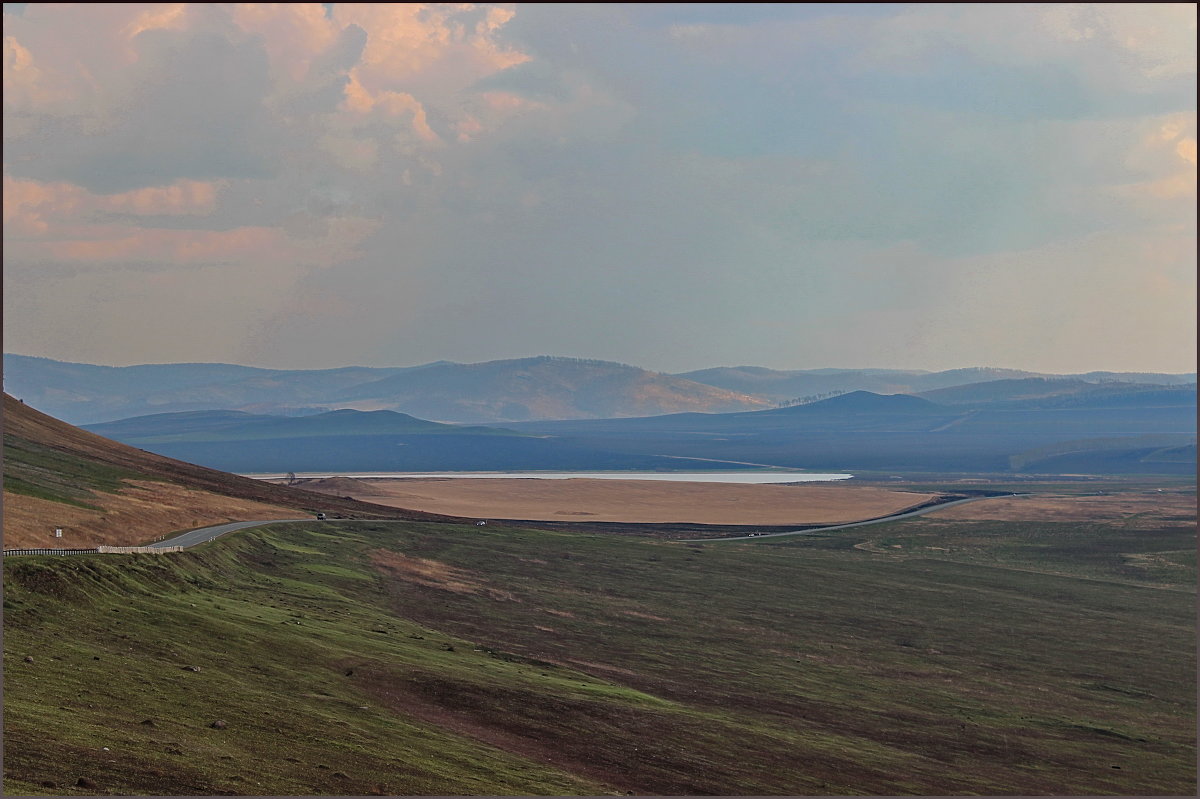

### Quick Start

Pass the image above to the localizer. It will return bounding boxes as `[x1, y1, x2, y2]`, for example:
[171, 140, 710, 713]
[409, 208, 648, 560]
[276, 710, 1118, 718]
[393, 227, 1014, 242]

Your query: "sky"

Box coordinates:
[3, 3, 1196, 374]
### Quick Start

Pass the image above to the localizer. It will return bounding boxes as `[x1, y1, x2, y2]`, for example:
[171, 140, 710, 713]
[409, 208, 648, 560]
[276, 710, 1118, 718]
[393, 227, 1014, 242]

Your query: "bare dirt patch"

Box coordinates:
[2, 481, 295, 548]
[368, 549, 518, 601]
[926, 491, 1197, 526]
[292, 477, 390, 496]
[310, 479, 938, 526]
[563, 659, 642, 679]
[621, 610, 671, 622]
[368, 549, 481, 594]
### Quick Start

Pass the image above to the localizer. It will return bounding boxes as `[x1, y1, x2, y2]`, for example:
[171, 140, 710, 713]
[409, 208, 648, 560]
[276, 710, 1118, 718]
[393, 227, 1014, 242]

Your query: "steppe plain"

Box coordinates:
[291, 476, 942, 525]
[4, 396, 1195, 795]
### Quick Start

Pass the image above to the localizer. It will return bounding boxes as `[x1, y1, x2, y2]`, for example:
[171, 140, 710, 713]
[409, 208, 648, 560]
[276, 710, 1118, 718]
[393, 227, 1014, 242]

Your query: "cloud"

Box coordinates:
[5, 7, 278, 192]
[3, 3, 1196, 373]
[3, 176, 221, 240]
[334, 3, 528, 93]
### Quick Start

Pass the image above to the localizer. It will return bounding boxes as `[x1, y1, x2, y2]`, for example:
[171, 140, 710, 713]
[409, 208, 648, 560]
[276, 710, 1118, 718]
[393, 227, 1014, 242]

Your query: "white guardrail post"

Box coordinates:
[95, 545, 184, 554]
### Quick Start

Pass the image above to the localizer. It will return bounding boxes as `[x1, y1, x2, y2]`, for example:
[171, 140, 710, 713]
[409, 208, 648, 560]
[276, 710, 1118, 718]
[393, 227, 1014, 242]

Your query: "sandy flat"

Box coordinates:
[303, 478, 939, 525]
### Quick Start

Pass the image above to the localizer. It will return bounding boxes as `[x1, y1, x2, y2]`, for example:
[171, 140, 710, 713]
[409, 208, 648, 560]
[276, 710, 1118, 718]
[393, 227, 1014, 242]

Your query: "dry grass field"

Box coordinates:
[927, 489, 1197, 526]
[2, 394, 452, 550]
[295, 476, 939, 525]
[8, 513, 1195, 795]
[1, 482, 295, 549]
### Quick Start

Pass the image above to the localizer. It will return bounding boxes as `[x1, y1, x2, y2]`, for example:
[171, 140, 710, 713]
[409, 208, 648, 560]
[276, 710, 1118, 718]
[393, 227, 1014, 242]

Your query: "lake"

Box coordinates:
[245, 471, 853, 484]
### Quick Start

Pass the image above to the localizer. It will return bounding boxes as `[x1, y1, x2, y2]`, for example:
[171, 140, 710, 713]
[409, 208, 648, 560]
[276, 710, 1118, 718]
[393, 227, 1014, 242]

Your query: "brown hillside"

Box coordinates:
[293, 476, 389, 496]
[2, 394, 459, 548]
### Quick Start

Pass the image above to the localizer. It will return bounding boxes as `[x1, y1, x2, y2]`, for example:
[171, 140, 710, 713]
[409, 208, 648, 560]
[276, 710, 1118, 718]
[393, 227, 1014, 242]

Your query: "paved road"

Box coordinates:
[149, 518, 313, 549]
[159, 496, 1014, 549]
[25, 493, 1015, 554]
[679, 495, 1013, 542]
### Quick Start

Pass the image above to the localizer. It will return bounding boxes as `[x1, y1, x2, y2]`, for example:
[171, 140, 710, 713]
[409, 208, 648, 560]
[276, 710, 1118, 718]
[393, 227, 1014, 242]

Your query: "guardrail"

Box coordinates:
[97, 545, 184, 554]
[3, 548, 100, 557]
[3, 546, 184, 557]
[5, 518, 314, 558]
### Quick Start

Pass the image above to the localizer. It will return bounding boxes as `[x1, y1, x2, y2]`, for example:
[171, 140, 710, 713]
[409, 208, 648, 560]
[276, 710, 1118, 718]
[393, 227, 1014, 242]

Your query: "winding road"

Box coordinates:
[149, 518, 313, 549]
[678, 494, 1013, 542]
[154, 495, 1011, 549]
[9, 494, 1017, 556]
[161, 494, 1016, 549]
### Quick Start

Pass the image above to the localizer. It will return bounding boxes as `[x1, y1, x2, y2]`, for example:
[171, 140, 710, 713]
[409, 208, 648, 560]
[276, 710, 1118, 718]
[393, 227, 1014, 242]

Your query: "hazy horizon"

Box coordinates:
[4, 3, 1196, 375]
[4, 350, 1197, 378]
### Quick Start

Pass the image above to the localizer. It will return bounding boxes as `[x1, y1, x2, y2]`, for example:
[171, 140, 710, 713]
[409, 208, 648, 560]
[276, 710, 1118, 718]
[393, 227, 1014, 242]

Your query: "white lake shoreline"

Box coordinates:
[245, 471, 853, 484]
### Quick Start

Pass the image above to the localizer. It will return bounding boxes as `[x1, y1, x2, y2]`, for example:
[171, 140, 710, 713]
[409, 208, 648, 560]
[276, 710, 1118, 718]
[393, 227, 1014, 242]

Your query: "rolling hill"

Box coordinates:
[85, 408, 520, 443]
[81, 406, 706, 474]
[1, 355, 419, 424]
[4, 448, 1195, 794]
[510, 389, 1196, 475]
[1, 395, 452, 548]
[675, 365, 1033, 400]
[3, 354, 772, 425]
[10, 353, 1191, 426]
[917, 378, 1198, 409]
[78, 387, 1197, 475]
[676, 365, 1196, 403]
[327, 356, 774, 422]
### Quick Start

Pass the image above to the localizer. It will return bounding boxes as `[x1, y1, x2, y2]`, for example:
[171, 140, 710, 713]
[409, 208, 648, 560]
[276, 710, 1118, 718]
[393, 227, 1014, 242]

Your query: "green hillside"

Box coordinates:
[2, 395, 449, 548]
[5, 514, 1195, 795]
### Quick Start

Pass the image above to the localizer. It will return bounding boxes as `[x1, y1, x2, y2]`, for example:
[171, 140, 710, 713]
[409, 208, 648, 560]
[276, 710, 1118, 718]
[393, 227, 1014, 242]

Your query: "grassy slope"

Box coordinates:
[838, 517, 1197, 587]
[5, 511, 1194, 795]
[2, 394, 459, 529]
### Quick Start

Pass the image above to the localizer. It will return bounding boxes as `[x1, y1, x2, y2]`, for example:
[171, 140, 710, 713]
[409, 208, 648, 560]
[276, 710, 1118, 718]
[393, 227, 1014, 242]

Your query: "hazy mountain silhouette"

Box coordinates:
[6, 352, 1193, 427]
[4, 354, 769, 424]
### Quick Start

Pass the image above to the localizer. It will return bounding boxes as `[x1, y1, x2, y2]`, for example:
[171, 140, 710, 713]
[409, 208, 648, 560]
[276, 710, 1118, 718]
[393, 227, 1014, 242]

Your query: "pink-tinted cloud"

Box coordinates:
[11, 215, 374, 270]
[3, 4, 1195, 373]
[4, 176, 222, 236]
[334, 4, 528, 95]
[101, 180, 221, 216]
[231, 3, 340, 84]
[1106, 113, 1198, 204]
[4, 173, 374, 272]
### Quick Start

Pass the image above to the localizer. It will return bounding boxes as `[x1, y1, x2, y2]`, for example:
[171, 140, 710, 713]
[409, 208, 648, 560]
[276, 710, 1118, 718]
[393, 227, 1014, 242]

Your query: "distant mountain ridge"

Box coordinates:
[4, 354, 771, 425]
[81, 404, 704, 474]
[507, 388, 1195, 476]
[78, 387, 1196, 476]
[4, 352, 1193, 425]
[86, 408, 520, 444]
[766, 390, 944, 415]
[326, 356, 772, 422]
[675, 365, 1196, 402]
[917, 378, 1198, 409]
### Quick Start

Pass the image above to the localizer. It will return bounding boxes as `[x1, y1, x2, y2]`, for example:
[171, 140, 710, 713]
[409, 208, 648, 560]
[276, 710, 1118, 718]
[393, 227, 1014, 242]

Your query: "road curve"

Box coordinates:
[60, 494, 1017, 552]
[678, 495, 1013, 543]
[149, 518, 313, 549]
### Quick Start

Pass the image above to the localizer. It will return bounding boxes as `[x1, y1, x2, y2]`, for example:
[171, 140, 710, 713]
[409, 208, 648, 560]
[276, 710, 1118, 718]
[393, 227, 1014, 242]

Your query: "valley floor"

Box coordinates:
[293, 477, 940, 525]
[4, 481, 1195, 795]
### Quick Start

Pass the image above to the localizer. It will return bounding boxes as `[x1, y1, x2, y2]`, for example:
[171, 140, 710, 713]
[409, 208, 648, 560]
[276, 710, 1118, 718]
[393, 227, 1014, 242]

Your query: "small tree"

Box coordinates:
[286, 471, 296, 486]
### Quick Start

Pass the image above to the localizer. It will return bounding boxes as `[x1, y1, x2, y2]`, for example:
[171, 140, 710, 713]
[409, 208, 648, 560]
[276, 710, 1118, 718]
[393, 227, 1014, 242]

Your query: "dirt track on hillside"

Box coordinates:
[298, 478, 940, 525]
